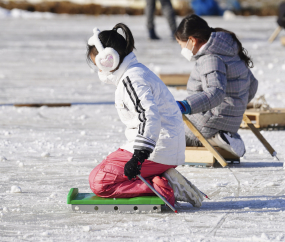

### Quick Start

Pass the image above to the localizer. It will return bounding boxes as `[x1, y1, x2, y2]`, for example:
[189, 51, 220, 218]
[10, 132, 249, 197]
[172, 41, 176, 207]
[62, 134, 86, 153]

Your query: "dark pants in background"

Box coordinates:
[145, 0, 176, 35]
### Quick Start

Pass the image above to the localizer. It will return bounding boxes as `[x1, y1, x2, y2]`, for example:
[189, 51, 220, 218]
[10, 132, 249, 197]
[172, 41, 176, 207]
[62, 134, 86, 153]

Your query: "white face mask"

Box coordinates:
[181, 39, 195, 62]
[98, 71, 115, 85]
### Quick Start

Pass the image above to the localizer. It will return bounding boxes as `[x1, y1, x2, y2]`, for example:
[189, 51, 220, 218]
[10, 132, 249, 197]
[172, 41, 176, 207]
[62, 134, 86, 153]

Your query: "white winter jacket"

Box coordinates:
[103, 52, 185, 166]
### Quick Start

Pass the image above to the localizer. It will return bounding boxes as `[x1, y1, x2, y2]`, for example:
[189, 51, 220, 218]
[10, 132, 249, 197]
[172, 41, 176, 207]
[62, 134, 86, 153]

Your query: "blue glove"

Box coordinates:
[176, 100, 191, 114]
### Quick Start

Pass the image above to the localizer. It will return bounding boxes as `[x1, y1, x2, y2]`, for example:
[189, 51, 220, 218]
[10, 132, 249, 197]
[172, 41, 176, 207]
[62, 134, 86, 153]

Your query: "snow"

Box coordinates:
[0, 156, 7, 161]
[0, 7, 54, 19]
[10, 185, 22, 193]
[41, 152, 50, 157]
[0, 12, 285, 241]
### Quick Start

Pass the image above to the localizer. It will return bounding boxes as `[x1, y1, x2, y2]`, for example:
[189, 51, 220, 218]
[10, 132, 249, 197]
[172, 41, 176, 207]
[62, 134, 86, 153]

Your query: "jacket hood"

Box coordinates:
[109, 52, 138, 86]
[193, 32, 239, 60]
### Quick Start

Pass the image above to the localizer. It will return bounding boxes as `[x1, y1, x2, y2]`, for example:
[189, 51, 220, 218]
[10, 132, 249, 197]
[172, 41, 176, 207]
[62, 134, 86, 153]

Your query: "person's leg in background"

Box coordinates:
[185, 124, 203, 147]
[145, 0, 160, 39]
[159, 0, 177, 38]
[185, 123, 219, 147]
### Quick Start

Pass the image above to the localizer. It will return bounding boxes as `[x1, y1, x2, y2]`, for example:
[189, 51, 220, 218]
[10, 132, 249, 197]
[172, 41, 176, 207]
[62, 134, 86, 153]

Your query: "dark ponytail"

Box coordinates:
[112, 23, 135, 56]
[86, 23, 135, 68]
[175, 14, 253, 68]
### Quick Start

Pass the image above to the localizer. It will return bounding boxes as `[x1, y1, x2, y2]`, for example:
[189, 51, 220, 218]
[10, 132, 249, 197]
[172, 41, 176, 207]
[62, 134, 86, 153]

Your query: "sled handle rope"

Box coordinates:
[137, 175, 177, 213]
[182, 115, 228, 167]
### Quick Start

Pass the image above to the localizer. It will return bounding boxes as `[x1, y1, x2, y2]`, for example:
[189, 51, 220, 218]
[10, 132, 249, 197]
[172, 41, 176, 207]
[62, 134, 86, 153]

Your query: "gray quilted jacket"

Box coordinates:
[185, 31, 258, 136]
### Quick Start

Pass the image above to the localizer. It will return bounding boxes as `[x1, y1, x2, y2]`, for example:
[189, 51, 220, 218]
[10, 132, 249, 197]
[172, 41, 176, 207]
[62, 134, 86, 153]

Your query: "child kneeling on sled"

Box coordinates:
[87, 23, 204, 207]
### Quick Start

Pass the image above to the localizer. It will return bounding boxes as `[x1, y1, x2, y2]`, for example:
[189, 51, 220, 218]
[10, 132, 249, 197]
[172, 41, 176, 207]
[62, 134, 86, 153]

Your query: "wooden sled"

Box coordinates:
[159, 74, 189, 87]
[183, 114, 279, 166]
[185, 147, 240, 167]
[241, 108, 285, 129]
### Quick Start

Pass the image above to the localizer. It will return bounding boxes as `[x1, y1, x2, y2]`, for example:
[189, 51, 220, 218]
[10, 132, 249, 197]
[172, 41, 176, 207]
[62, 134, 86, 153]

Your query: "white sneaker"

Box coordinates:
[163, 168, 204, 207]
[210, 131, 246, 157]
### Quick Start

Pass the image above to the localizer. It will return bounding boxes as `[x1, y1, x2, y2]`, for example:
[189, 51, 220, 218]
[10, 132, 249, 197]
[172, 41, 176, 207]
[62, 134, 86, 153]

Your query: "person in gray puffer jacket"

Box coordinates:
[175, 14, 258, 157]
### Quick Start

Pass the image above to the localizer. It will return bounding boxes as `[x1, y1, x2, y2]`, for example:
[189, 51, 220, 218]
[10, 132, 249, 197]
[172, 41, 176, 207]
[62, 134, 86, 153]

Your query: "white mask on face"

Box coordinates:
[98, 71, 115, 85]
[181, 39, 195, 62]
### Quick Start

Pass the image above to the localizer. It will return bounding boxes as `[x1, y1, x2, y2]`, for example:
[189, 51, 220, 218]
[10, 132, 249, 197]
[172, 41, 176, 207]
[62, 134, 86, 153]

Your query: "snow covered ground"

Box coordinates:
[1, 10, 285, 241]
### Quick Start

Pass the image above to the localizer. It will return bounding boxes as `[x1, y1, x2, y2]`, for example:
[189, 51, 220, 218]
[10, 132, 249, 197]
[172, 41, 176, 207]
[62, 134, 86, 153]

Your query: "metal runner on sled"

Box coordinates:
[67, 188, 165, 213]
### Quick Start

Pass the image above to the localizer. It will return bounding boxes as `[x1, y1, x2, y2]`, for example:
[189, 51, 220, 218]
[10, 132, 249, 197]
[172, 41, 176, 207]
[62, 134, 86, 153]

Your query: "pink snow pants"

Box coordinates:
[89, 148, 176, 206]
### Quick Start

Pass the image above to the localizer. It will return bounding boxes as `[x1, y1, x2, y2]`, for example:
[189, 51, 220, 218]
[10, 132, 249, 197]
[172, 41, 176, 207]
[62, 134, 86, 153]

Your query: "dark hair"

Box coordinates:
[175, 14, 253, 68]
[86, 23, 135, 69]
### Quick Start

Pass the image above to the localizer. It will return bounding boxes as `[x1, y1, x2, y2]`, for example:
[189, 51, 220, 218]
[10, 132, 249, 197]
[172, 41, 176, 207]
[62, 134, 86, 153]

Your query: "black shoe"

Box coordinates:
[148, 29, 160, 40]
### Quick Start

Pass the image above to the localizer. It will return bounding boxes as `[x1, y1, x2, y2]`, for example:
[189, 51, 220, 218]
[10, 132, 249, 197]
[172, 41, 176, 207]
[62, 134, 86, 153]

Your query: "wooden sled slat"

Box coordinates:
[241, 108, 285, 129]
[281, 36, 285, 46]
[185, 147, 239, 167]
[14, 103, 71, 107]
[159, 74, 189, 86]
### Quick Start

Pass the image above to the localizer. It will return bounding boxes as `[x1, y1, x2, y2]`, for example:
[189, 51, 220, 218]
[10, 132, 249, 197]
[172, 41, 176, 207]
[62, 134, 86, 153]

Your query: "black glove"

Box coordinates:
[124, 149, 150, 180]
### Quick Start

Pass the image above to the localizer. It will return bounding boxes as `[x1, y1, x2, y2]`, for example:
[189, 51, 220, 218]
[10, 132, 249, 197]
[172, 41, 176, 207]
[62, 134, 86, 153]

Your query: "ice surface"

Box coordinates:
[41, 151, 50, 157]
[0, 155, 7, 161]
[0, 13, 285, 242]
[10, 185, 22, 193]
